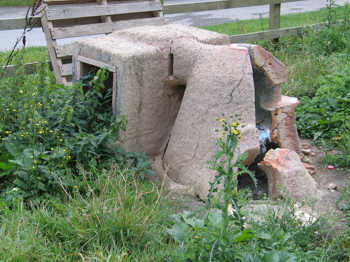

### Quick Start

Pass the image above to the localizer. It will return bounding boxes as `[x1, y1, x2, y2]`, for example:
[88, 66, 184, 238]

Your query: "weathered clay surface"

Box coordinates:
[73, 24, 300, 200]
[258, 148, 319, 202]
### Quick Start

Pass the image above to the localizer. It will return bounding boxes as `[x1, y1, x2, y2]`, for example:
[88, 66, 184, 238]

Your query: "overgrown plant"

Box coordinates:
[0, 65, 152, 200]
[167, 116, 257, 261]
[207, 116, 256, 232]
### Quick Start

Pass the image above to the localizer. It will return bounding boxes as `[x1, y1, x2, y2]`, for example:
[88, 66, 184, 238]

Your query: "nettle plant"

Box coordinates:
[167, 116, 256, 261]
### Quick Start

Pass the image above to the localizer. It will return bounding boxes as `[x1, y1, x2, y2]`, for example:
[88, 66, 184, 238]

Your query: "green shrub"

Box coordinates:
[0, 64, 151, 200]
[296, 58, 350, 142]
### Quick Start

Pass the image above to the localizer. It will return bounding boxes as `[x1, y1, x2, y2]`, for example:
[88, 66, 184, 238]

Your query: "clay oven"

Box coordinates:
[72, 24, 300, 199]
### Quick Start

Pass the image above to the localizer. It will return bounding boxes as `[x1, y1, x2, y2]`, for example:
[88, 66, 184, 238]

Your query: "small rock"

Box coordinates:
[302, 163, 316, 175]
[303, 162, 315, 170]
[302, 143, 311, 149]
[302, 148, 312, 155]
[258, 148, 319, 202]
[327, 183, 337, 191]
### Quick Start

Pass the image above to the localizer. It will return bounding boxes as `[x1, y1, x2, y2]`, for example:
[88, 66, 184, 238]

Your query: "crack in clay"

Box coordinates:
[225, 54, 251, 105]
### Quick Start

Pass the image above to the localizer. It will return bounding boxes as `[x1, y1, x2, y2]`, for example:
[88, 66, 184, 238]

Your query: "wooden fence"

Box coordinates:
[0, 0, 319, 78]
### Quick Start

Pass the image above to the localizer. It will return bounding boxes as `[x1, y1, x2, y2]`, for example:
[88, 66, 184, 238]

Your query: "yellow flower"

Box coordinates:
[222, 131, 227, 136]
[233, 129, 239, 136]
[232, 122, 237, 127]
[219, 117, 226, 122]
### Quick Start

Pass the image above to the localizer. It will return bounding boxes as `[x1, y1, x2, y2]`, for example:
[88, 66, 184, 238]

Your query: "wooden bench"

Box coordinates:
[40, 0, 163, 85]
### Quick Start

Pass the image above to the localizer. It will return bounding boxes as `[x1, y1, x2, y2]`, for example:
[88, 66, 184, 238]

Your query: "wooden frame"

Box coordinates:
[75, 55, 118, 116]
[39, 0, 163, 85]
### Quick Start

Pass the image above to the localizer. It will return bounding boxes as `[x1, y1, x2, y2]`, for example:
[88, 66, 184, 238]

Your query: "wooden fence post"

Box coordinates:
[269, 2, 281, 42]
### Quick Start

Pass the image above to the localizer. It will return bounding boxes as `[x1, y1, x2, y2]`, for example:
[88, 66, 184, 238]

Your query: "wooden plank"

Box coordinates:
[52, 22, 112, 39]
[41, 11, 64, 83]
[77, 55, 116, 72]
[1, 61, 49, 78]
[0, 16, 41, 31]
[44, 0, 96, 4]
[112, 71, 117, 117]
[52, 17, 164, 39]
[97, 0, 112, 23]
[56, 44, 73, 58]
[61, 63, 72, 76]
[269, 3, 281, 30]
[46, 1, 162, 20]
[229, 23, 324, 43]
[163, 0, 302, 14]
[112, 17, 164, 31]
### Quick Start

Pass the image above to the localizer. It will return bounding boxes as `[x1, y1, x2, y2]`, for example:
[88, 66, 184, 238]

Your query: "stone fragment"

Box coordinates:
[302, 162, 316, 175]
[302, 148, 312, 155]
[327, 183, 338, 191]
[302, 142, 311, 149]
[266, 96, 301, 153]
[258, 148, 319, 202]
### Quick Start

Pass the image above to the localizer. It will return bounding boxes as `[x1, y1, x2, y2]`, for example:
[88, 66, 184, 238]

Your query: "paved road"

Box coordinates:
[0, 0, 349, 51]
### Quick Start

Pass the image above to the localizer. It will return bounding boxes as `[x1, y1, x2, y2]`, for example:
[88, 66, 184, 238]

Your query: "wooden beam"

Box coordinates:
[269, 3, 281, 30]
[46, 1, 162, 20]
[163, 0, 303, 14]
[52, 17, 164, 39]
[1, 61, 50, 78]
[229, 22, 324, 43]
[0, 16, 41, 31]
[61, 63, 72, 76]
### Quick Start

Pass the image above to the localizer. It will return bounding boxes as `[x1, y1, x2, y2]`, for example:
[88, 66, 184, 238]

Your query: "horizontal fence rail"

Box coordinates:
[162, 0, 301, 14]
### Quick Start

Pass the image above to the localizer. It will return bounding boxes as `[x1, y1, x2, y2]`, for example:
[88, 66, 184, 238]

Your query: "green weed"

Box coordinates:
[0, 166, 173, 261]
[0, 62, 152, 200]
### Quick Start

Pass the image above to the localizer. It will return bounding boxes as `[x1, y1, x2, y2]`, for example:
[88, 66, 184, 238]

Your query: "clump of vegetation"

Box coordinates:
[260, 3, 350, 167]
[0, 63, 172, 260]
[0, 166, 173, 261]
[0, 64, 151, 200]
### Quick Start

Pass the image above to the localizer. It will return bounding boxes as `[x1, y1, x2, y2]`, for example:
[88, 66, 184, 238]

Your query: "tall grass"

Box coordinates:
[0, 166, 173, 261]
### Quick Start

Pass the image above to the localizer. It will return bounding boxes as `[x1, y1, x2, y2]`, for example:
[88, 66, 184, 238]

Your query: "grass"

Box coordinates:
[0, 166, 175, 261]
[203, 6, 347, 35]
[0, 47, 48, 65]
[0, 0, 33, 7]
